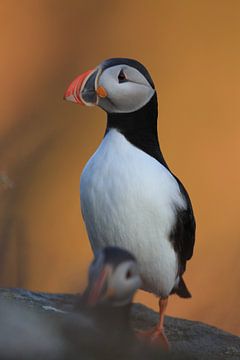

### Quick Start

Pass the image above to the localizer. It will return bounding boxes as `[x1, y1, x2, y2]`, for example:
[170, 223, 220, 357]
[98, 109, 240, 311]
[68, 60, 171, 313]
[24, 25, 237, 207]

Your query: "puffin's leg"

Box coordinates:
[150, 297, 170, 349]
[136, 297, 170, 350]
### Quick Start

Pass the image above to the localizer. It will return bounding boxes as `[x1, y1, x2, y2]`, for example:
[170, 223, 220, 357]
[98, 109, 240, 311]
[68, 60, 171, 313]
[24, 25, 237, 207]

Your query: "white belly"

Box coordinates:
[80, 130, 186, 297]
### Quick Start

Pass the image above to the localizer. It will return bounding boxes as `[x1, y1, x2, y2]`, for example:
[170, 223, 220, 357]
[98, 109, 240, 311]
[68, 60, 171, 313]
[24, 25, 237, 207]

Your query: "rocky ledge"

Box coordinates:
[0, 288, 239, 360]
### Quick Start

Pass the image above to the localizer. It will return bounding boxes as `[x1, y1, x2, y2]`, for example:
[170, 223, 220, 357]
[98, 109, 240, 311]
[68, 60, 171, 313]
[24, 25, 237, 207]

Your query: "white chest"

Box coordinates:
[80, 130, 186, 296]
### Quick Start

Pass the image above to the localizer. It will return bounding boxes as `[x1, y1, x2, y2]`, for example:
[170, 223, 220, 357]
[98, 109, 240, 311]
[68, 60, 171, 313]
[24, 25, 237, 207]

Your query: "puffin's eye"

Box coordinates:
[126, 269, 132, 279]
[118, 69, 127, 83]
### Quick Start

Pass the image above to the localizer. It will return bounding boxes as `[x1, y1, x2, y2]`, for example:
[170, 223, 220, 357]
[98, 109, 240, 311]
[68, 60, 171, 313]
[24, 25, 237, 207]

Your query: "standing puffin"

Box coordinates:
[64, 58, 196, 347]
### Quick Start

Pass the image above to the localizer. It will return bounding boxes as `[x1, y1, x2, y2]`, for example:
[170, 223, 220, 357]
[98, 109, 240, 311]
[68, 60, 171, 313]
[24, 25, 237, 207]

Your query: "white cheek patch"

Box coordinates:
[98, 65, 155, 113]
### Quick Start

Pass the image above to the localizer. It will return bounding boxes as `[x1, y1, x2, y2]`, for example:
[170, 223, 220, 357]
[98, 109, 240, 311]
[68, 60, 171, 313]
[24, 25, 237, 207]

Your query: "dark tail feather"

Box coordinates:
[173, 277, 192, 298]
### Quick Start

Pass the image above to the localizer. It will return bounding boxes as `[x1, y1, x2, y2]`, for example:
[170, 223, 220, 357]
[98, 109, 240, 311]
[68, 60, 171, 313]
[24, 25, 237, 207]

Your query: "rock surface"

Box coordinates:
[0, 288, 239, 360]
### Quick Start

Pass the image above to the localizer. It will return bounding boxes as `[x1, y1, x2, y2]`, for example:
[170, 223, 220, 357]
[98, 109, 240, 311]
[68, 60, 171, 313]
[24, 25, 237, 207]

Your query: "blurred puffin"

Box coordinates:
[64, 58, 196, 348]
[78, 246, 141, 337]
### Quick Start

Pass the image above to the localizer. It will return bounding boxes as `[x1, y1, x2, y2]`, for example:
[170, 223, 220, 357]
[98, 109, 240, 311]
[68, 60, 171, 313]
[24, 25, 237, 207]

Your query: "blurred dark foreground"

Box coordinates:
[0, 288, 239, 360]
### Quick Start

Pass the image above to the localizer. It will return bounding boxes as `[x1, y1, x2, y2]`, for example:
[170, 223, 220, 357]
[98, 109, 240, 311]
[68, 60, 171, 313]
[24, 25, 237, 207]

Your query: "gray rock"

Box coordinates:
[132, 303, 240, 360]
[0, 288, 239, 360]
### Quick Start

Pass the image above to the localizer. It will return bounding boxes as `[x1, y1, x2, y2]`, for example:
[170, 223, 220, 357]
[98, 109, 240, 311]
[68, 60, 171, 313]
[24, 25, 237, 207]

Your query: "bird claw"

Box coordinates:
[136, 327, 170, 351]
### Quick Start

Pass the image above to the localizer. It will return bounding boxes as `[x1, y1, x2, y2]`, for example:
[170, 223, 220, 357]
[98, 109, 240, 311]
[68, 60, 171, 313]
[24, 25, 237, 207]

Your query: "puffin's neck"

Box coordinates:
[106, 93, 168, 168]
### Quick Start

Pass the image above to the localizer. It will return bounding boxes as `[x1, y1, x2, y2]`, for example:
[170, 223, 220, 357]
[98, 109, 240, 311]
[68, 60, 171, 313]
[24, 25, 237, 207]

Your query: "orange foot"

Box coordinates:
[136, 327, 170, 351]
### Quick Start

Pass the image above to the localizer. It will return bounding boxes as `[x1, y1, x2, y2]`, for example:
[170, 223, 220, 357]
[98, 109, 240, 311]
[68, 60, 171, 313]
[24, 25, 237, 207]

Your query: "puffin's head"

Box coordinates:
[83, 246, 142, 307]
[64, 58, 155, 113]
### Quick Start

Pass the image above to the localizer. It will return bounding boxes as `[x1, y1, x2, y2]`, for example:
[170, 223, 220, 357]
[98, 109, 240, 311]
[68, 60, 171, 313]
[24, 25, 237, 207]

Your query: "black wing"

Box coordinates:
[170, 176, 196, 275]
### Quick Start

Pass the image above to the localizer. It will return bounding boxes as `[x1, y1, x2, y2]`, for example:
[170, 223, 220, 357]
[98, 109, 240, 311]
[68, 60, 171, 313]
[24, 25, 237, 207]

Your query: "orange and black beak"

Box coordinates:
[86, 264, 113, 306]
[64, 67, 108, 106]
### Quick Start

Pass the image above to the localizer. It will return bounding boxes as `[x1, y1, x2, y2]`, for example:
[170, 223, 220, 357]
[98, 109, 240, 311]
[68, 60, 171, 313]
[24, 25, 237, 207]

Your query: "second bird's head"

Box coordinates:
[83, 246, 142, 307]
[64, 58, 155, 113]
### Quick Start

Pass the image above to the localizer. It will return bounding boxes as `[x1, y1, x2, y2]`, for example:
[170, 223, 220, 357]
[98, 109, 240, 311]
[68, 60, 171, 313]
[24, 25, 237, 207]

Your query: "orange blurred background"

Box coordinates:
[0, 1, 239, 335]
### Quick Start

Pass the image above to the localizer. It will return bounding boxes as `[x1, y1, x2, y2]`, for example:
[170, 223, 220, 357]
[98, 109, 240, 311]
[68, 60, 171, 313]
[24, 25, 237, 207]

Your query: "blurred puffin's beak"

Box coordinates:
[86, 265, 112, 306]
[64, 67, 107, 106]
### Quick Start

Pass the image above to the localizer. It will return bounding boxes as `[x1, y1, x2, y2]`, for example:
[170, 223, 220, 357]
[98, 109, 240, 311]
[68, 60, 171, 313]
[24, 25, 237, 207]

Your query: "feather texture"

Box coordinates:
[81, 130, 187, 297]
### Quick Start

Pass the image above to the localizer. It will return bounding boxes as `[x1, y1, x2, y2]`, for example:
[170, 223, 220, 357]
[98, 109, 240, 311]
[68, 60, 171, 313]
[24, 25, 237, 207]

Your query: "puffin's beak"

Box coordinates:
[86, 265, 112, 306]
[64, 68, 97, 105]
[64, 67, 108, 106]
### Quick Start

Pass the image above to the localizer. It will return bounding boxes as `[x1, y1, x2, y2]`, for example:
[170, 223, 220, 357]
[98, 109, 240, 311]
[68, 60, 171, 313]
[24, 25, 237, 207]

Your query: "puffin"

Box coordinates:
[66, 246, 142, 359]
[64, 58, 196, 348]
[78, 246, 142, 337]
